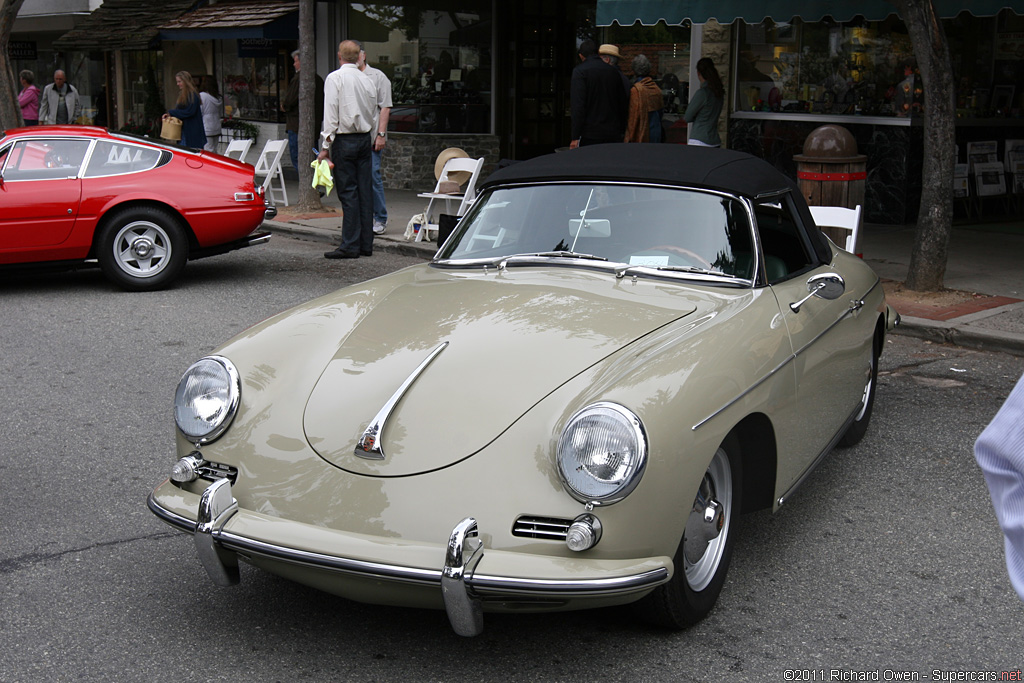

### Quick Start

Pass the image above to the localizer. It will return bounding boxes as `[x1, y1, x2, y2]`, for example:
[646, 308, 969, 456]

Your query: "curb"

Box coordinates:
[891, 316, 1024, 357]
[264, 220, 436, 260]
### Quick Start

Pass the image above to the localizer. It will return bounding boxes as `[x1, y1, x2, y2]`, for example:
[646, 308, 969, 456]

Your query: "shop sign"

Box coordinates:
[995, 32, 1024, 60]
[8, 41, 37, 60]
[238, 39, 276, 58]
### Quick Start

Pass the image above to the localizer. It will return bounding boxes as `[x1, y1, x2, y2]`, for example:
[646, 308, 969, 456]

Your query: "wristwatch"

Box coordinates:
[376, 131, 386, 138]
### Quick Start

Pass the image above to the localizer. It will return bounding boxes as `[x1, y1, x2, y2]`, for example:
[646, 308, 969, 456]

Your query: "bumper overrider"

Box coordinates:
[148, 478, 671, 636]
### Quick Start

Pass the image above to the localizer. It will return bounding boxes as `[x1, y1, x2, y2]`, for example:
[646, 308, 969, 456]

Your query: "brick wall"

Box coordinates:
[381, 133, 501, 191]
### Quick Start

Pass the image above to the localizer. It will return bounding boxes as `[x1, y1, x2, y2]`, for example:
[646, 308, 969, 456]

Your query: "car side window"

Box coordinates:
[753, 196, 815, 283]
[84, 141, 163, 178]
[4, 139, 91, 180]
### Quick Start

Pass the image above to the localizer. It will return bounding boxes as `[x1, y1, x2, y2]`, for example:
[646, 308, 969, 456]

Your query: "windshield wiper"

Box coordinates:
[654, 265, 719, 275]
[530, 251, 608, 262]
[615, 264, 726, 279]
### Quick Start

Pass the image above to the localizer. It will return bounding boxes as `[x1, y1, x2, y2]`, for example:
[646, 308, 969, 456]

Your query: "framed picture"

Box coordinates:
[974, 161, 1006, 197]
[1012, 159, 1024, 195]
[992, 85, 1015, 111]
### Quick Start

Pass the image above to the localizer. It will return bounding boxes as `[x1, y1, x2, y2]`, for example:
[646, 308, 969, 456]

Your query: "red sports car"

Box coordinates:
[0, 125, 275, 291]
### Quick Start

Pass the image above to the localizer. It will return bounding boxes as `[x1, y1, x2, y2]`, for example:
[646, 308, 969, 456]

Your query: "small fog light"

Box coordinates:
[170, 454, 203, 483]
[565, 514, 602, 552]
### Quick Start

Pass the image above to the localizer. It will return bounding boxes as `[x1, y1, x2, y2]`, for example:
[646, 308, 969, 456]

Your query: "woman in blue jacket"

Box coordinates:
[164, 71, 207, 149]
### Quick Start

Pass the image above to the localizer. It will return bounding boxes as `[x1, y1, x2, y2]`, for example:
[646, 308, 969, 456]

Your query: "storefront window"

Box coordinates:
[349, 3, 493, 134]
[121, 52, 164, 135]
[16, 50, 104, 125]
[216, 39, 288, 122]
[736, 17, 916, 117]
[736, 10, 1024, 119]
[949, 10, 1024, 117]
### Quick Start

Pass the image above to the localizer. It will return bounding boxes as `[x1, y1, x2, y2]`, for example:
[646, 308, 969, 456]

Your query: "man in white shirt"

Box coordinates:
[355, 42, 393, 235]
[318, 40, 378, 259]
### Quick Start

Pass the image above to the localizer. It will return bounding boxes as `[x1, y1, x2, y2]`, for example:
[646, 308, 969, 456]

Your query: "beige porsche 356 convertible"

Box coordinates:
[149, 144, 899, 636]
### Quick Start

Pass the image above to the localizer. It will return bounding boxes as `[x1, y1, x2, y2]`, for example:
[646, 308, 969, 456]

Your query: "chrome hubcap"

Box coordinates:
[683, 447, 732, 592]
[131, 237, 154, 259]
[113, 221, 170, 278]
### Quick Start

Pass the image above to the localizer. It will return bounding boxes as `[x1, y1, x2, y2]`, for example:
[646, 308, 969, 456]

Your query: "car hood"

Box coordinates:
[303, 267, 697, 476]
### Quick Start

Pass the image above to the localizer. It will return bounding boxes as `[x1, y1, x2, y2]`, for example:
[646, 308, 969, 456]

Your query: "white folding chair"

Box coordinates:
[416, 157, 485, 242]
[252, 139, 288, 206]
[810, 204, 863, 256]
[223, 138, 253, 163]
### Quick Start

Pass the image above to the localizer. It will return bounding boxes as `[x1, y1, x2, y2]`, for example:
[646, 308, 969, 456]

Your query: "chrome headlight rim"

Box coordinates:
[556, 401, 648, 506]
[174, 355, 240, 445]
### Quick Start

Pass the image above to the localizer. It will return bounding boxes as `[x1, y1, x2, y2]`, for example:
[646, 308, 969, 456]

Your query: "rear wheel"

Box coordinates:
[838, 333, 879, 447]
[637, 439, 741, 629]
[97, 207, 188, 291]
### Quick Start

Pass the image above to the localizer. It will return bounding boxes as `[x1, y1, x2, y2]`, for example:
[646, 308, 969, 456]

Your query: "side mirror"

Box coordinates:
[790, 273, 846, 313]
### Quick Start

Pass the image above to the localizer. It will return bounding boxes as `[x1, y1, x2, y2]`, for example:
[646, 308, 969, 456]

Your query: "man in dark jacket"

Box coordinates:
[569, 39, 628, 148]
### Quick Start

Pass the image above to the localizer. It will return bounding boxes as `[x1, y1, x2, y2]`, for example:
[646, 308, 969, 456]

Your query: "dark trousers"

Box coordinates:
[330, 132, 373, 254]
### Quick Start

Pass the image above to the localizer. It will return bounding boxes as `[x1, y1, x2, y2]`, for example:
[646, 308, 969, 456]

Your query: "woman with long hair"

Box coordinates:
[683, 57, 724, 147]
[163, 71, 207, 149]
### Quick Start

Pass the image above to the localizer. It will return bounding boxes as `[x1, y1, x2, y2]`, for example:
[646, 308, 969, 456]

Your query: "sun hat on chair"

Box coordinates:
[434, 147, 472, 186]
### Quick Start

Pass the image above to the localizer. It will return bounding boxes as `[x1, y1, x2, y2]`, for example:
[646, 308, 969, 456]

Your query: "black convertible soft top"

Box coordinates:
[481, 143, 794, 198]
[480, 143, 833, 264]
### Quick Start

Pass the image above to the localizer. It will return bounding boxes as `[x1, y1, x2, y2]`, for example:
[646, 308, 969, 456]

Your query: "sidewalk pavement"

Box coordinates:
[265, 178, 1024, 357]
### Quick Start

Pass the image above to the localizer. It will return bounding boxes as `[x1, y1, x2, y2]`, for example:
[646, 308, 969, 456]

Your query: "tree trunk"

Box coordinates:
[0, 0, 28, 129]
[890, 0, 956, 292]
[294, 0, 324, 212]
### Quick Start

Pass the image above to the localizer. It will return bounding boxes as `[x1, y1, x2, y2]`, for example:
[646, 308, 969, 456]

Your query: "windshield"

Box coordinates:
[436, 183, 756, 279]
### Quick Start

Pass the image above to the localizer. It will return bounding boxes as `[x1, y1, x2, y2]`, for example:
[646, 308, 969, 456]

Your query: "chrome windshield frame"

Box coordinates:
[433, 180, 761, 287]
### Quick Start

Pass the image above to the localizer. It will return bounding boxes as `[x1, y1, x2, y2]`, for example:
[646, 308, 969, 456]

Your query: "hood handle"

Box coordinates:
[354, 342, 449, 460]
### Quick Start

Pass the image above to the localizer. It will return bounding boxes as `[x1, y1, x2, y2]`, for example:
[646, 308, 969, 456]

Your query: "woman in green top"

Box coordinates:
[683, 57, 724, 147]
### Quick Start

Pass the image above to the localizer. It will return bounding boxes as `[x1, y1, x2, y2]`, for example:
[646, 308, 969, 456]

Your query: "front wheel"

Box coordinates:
[636, 439, 741, 629]
[97, 207, 188, 291]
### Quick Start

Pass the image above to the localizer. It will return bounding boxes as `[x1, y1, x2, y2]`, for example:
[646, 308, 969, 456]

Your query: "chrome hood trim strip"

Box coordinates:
[354, 341, 449, 460]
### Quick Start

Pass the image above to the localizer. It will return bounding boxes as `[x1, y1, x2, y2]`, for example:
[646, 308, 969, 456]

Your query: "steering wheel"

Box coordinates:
[642, 245, 713, 270]
[44, 150, 65, 168]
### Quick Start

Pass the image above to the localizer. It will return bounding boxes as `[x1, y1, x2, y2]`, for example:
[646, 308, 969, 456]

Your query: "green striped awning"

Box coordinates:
[596, 0, 1024, 25]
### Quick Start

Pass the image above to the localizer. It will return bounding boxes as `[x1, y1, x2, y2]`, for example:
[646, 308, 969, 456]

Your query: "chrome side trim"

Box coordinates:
[355, 341, 449, 459]
[776, 406, 858, 507]
[442, 517, 485, 636]
[693, 277, 881, 431]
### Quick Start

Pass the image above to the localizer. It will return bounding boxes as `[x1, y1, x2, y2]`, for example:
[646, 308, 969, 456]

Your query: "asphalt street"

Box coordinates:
[1, 234, 1022, 682]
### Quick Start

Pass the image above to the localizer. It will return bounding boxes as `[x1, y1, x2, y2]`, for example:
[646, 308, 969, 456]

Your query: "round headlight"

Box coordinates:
[557, 402, 647, 505]
[174, 356, 240, 444]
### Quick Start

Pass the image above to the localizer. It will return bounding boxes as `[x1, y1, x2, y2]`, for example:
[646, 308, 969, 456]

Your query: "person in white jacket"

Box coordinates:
[975, 373, 1024, 602]
[199, 77, 222, 152]
[38, 70, 82, 125]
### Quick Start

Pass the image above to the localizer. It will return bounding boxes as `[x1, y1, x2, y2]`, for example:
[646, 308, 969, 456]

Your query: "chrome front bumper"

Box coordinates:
[148, 478, 670, 637]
